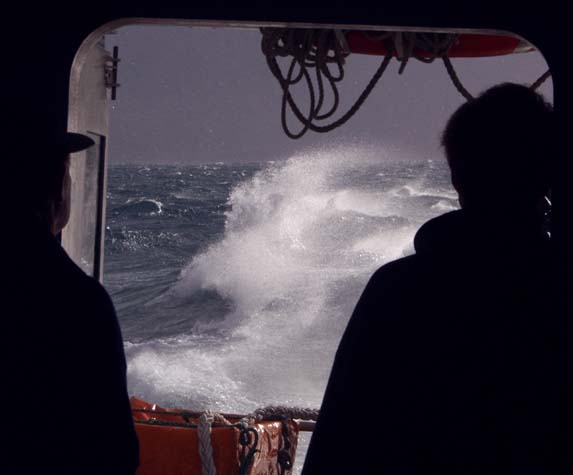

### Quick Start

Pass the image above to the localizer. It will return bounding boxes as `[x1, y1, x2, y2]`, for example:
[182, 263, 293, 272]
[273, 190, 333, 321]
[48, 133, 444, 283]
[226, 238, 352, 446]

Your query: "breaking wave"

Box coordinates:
[121, 146, 457, 414]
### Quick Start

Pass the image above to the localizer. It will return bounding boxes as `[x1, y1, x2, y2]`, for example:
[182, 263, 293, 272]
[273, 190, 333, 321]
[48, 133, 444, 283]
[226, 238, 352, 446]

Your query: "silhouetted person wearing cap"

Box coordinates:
[303, 83, 572, 474]
[3, 131, 139, 473]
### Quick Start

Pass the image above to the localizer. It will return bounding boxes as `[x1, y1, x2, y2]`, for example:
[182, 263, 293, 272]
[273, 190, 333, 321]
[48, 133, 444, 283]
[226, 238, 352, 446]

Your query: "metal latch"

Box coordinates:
[105, 45, 120, 100]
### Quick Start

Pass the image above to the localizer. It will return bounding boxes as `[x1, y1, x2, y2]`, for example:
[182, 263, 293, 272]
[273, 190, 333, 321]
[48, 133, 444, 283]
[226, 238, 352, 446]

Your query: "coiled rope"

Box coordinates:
[261, 27, 394, 139]
[261, 28, 553, 138]
[250, 406, 320, 423]
[197, 405, 319, 475]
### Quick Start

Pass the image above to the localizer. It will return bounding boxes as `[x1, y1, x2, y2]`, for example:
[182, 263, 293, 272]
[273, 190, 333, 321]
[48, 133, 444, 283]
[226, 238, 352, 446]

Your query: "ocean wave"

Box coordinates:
[109, 150, 456, 414]
[175, 147, 450, 336]
[112, 198, 164, 217]
[391, 183, 458, 200]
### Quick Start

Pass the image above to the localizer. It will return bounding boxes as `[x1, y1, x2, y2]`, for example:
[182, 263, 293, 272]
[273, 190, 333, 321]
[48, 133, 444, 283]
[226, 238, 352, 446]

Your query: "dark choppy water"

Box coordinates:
[104, 146, 457, 471]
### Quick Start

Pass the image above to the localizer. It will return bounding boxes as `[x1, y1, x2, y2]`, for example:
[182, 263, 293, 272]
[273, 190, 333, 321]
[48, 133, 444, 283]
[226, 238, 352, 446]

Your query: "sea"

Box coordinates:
[104, 146, 458, 473]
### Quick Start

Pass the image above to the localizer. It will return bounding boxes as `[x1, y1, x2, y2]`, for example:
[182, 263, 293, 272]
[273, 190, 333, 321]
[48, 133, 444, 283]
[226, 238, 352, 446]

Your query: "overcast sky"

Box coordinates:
[107, 25, 552, 165]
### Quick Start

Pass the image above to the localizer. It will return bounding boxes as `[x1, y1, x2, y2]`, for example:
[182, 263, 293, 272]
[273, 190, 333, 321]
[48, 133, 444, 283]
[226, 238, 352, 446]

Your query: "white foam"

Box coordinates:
[125, 197, 164, 215]
[432, 199, 459, 212]
[352, 225, 418, 260]
[126, 338, 256, 412]
[129, 146, 456, 412]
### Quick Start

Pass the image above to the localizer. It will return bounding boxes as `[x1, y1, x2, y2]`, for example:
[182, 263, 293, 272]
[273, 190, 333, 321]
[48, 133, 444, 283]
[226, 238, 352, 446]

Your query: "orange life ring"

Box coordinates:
[131, 397, 299, 475]
[345, 31, 534, 58]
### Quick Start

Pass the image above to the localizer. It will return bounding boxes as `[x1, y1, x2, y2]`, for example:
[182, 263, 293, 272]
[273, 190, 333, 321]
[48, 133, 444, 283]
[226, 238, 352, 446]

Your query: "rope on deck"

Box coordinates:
[198, 410, 233, 475]
[196, 405, 319, 475]
[250, 406, 319, 423]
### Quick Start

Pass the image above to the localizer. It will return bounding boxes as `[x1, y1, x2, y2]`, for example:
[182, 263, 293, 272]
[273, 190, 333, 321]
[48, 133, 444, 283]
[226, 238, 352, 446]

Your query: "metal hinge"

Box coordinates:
[105, 46, 120, 101]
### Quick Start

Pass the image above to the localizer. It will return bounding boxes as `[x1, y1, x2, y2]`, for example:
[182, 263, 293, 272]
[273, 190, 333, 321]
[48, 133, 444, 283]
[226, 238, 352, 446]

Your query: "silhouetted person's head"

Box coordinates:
[441, 83, 553, 213]
[28, 153, 73, 235]
[7, 129, 94, 235]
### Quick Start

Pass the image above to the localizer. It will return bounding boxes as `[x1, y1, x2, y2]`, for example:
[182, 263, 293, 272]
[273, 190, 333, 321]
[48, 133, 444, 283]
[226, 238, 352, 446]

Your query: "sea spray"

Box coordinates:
[106, 147, 457, 414]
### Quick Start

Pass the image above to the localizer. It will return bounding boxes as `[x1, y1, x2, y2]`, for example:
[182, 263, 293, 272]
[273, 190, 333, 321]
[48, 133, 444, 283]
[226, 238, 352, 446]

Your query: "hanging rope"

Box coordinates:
[387, 32, 476, 101]
[198, 411, 219, 475]
[530, 69, 552, 91]
[443, 56, 475, 101]
[261, 29, 459, 138]
[238, 425, 260, 475]
[261, 28, 553, 137]
[261, 27, 394, 139]
[389, 31, 459, 73]
[444, 59, 552, 101]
